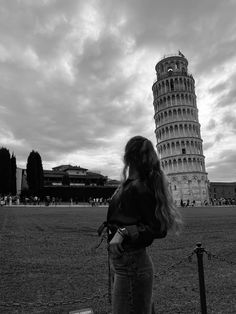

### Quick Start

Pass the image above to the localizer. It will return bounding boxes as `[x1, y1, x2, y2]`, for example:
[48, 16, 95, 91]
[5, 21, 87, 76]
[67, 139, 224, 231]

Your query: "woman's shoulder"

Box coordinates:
[128, 178, 153, 195]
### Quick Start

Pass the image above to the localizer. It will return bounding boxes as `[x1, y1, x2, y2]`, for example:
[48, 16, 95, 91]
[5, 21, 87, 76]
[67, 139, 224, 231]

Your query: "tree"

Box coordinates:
[10, 153, 17, 195]
[0, 147, 11, 195]
[26, 151, 44, 195]
[62, 172, 70, 186]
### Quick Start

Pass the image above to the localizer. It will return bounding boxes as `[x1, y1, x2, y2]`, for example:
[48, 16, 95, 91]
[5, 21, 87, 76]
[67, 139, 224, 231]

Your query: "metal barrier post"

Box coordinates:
[194, 243, 207, 314]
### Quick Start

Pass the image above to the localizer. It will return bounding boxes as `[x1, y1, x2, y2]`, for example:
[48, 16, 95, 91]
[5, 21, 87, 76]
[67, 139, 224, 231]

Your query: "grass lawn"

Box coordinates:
[0, 205, 235, 314]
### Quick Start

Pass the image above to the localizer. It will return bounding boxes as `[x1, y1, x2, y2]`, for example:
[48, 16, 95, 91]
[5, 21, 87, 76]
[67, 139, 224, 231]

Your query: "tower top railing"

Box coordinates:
[163, 53, 181, 58]
[162, 52, 188, 59]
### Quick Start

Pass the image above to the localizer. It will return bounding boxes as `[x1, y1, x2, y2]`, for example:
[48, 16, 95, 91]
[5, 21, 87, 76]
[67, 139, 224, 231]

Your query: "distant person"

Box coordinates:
[105, 136, 182, 314]
[16, 196, 20, 206]
[0, 197, 5, 207]
[25, 197, 29, 205]
[34, 196, 38, 205]
[93, 198, 96, 206]
[52, 197, 56, 206]
[45, 196, 50, 206]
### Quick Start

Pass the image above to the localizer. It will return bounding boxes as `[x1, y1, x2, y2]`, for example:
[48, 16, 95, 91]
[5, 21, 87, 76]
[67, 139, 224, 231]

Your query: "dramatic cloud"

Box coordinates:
[206, 119, 216, 131]
[203, 142, 215, 151]
[0, 0, 236, 181]
[222, 112, 236, 131]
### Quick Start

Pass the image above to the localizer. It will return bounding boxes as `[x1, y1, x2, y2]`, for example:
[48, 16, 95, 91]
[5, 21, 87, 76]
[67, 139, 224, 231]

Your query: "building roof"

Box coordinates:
[105, 179, 120, 186]
[210, 182, 236, 186]
[52, 165, 88, 171]
[86, 171, 107, 178]
[44, 169, 107, 180]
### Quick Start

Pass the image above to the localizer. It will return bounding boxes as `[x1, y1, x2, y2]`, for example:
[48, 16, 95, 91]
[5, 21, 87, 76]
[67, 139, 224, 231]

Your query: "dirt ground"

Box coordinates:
[0, 205, 235, 314]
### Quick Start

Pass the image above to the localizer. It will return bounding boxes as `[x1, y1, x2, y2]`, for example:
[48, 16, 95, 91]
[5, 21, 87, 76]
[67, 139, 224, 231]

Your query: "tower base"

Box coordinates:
[168, 172, 209, 206]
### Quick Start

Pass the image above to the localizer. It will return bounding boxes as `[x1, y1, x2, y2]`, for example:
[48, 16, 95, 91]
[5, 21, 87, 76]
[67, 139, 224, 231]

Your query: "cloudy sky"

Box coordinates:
[1, 0, 236, 181]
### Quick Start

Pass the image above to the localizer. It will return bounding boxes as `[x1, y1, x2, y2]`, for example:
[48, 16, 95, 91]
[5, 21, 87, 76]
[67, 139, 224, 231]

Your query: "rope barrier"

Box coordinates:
[204, 250, 236, 266]
[154, 251, 195, 278]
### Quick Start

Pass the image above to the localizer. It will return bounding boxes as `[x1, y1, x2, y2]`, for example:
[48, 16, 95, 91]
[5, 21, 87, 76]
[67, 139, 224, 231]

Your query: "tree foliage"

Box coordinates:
[26, 151, 44, 195]
[10, 154, 17, 195]
[0, 147, 11, 194]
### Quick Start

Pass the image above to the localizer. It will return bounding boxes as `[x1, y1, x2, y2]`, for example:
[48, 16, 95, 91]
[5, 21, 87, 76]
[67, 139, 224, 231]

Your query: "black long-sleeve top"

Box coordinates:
[106, 178, 167, 250]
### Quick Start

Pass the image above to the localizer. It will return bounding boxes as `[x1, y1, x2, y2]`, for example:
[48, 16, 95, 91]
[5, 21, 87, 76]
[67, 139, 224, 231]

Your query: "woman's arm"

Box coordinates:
[125, 221, 167, 243]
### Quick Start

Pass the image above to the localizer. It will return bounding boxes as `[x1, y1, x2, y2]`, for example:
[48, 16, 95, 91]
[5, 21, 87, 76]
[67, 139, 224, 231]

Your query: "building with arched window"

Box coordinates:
[152, 53, 209, 205]
[16, 165, 119, 202]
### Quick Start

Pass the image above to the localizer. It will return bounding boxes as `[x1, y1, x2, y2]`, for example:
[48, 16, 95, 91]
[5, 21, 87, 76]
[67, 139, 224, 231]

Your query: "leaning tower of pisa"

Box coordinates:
[152, 53, 209, 205]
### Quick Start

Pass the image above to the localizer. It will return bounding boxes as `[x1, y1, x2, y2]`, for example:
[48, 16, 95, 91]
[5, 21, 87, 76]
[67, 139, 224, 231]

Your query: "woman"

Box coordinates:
[107, 135, 182, 314]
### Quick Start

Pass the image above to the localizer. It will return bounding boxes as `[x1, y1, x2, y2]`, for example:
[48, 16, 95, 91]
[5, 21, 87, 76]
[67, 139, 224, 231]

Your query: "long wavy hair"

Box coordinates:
[120, 135, 182, 233]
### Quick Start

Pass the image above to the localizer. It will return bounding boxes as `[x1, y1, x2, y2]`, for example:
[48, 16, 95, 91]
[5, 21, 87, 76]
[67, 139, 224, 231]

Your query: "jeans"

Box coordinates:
[110, 248, 154, 314]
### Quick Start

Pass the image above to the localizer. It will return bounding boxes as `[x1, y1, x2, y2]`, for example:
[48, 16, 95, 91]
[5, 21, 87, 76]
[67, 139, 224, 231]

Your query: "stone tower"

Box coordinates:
[152, 53, 209, 206]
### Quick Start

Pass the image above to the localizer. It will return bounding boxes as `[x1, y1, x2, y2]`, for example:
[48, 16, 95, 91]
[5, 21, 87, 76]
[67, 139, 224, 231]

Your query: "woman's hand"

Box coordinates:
[108, 231, 124, 256]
